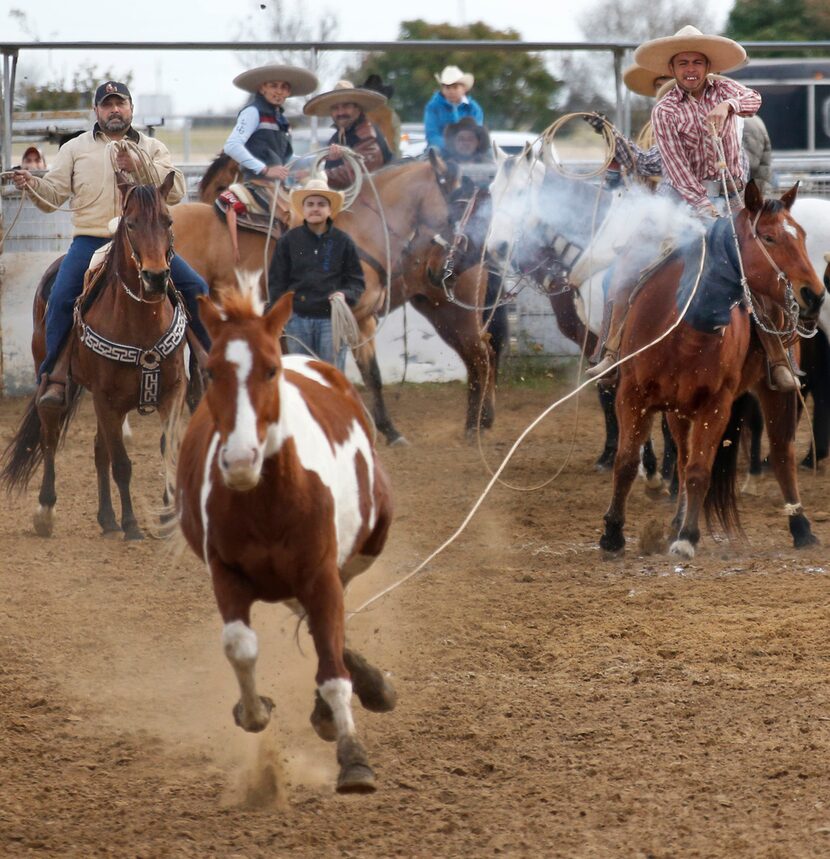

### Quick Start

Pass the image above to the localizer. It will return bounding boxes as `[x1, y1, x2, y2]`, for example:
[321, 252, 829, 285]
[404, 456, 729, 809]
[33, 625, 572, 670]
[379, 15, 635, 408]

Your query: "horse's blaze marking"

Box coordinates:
[783, 221, 798, 239]
[200, 432, 221, 566]
[225, 339, 258, 460]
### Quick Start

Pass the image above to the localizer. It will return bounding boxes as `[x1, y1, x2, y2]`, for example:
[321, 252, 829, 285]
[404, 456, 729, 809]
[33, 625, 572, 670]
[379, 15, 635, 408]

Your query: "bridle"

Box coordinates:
[118, 185, 174, 305]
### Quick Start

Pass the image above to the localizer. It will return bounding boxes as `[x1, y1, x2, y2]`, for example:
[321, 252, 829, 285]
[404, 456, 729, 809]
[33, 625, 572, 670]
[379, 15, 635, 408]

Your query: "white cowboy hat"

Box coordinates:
[634, 25, 747, 75]
[233, 64, 319, 97]
[303, 80, 387, 117]
[623, 64, 673, 98]
[435, 65, 474, 91]
[289, 178, 344, 220]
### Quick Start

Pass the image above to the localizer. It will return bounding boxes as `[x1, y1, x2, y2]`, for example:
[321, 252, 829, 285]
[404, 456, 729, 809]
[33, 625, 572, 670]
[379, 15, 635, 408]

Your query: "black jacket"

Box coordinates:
[267, 221, 365, 318]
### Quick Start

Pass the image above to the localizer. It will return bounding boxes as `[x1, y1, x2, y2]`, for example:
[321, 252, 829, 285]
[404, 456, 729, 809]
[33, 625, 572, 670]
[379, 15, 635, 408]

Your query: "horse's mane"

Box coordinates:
[215, 288, 261, 321]
[199, 152, 235, 195]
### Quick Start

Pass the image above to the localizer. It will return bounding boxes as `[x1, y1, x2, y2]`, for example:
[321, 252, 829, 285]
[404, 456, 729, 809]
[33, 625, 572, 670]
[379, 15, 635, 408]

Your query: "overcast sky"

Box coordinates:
[2, 0, 725, 117]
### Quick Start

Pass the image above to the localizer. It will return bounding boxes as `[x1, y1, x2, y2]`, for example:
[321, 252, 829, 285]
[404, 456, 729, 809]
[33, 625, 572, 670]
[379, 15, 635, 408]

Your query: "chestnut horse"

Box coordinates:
[176, 290, 394, 794]
[600, 183, 825, 559]
[1, 174, 186, 540]
[172, 153, 496, 442]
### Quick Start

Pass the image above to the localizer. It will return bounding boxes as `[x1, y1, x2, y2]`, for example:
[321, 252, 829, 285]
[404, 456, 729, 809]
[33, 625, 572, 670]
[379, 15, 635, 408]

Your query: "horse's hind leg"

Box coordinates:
[303, 571, 376, 794]
[344, 649, 397, 712]
[34, 404, 62, 537]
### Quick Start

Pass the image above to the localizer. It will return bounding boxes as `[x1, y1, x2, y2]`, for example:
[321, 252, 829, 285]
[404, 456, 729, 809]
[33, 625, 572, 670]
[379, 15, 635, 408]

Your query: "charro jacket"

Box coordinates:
[324, 114, 393, 189]
[27, 124, 186, 238]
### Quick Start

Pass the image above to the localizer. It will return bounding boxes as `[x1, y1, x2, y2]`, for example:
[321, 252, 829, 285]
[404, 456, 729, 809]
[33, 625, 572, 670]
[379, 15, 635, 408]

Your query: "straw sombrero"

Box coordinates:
[623, 64, 673, 97]
[634, 25, 746, 75]
[289, 178, 344, 220]
[233, 64, 319, 97]
[435, 65, 474, 91]
[303, 80, 387, 118]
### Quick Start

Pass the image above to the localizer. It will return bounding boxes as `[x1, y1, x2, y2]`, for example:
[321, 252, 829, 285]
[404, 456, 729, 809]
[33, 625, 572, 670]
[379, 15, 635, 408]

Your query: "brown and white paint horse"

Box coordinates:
[176, 290, 395, 794]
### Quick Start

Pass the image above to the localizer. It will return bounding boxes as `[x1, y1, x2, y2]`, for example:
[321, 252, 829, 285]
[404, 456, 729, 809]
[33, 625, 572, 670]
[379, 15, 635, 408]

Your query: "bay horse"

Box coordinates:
[172, 152, 497, 443]
[176, 290, 395, 794]
[600, 182, 825, 559]
[0, 173, 187, 540]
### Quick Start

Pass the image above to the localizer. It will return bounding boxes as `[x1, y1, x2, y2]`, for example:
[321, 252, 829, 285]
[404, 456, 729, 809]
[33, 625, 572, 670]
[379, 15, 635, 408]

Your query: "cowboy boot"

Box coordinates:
[38, 339, 72, 409]
[756, 326, 799, 392]
[586, 299, 627, 381]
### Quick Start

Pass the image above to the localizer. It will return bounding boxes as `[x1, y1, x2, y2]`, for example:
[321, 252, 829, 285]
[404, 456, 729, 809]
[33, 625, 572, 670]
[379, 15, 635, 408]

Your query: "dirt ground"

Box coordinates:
[2, 370, 830, 859]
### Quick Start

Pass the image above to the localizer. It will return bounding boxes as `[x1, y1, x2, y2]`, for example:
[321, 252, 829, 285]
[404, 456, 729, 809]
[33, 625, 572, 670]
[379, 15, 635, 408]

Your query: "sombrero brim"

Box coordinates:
[233, 64, 319, 97]
[290, 187, 344, 219]
[303, 88, 387, 117]
[623, 65, 668, 97]
[634, 34, 746, 75]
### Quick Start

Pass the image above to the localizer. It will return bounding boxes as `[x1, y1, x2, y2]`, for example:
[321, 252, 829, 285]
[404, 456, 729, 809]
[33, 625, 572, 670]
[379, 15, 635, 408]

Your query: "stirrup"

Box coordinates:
[769, 364, 799, 393]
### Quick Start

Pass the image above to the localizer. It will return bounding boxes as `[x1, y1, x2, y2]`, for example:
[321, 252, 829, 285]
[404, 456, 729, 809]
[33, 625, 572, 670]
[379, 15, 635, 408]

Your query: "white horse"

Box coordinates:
[789, 197, 830, 335]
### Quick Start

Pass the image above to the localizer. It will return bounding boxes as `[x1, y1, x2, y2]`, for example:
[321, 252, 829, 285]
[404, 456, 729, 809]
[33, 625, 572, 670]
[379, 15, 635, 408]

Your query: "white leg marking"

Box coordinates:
[669, 539, 695, 560]
[223, 621, 263, 717]
[319, 678, 355, 739]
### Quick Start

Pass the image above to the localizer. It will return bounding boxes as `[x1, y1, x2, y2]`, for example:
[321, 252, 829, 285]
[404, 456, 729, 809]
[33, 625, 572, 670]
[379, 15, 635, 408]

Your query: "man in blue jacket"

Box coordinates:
[423, 65, 484, 154]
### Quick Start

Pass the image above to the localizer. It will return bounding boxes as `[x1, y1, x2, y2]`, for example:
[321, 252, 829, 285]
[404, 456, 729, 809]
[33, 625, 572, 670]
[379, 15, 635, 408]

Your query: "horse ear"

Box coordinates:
[159, 171, 176, 200]
[743, 179, 763, 214]
[779, 181, 800, 210]
[264, 292, 294, 341]
[197, 295, 223, 341]
[523, 143, 533, 163]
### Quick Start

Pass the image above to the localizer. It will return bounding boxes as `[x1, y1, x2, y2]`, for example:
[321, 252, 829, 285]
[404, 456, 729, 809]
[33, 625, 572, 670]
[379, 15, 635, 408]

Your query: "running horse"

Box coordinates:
[176, 290, 395, 794]
[172, 152, 496, 442]
[600, 182, 825, 558]
[0, 174, 187, 540]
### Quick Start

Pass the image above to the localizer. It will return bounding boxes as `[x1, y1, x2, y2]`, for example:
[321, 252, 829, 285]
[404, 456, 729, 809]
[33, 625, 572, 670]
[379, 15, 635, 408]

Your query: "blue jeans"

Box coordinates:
[40, 235, 211, 378]
[283, 314, 347, 371]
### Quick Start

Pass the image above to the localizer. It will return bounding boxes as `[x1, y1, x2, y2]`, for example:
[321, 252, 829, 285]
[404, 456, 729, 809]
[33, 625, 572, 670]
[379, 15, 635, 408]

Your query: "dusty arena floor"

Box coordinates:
[2, 371, 830, 858]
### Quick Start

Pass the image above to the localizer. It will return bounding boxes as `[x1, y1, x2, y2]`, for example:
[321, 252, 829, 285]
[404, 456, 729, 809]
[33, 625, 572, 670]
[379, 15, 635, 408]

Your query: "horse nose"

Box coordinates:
[140, 269, 171, 294]
[801, 285, 825, 317]
[220, 445, 262, 489]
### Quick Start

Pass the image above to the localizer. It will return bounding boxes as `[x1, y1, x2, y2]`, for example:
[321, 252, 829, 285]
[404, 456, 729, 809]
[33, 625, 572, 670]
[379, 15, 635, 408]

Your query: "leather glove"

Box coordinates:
[583, 112, 607, 135]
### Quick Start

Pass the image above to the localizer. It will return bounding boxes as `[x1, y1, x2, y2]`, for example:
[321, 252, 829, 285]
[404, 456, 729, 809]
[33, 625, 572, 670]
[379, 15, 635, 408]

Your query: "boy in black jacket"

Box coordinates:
[267, 178, 365, 370]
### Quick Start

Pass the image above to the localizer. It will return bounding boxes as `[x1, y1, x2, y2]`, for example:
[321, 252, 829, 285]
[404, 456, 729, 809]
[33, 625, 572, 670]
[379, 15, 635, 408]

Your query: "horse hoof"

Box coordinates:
[310, 692, 337, 742]
[336, 763, 377, 794]
[344, 651, 397, 713]
[33, 506, 54, 538]
[124, 527, 145, 542]
[233, 695, 274, 733]
[600, 547, 625, 560]
[388, 435, 410, 448]
[741, 474, 760, 496]
[793, 531, 819, 549]
[669, 539, 695, 559]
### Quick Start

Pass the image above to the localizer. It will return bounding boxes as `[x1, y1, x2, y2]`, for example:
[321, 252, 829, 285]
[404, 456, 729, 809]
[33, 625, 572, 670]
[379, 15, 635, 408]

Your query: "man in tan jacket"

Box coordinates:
[12, 80, 210, 407]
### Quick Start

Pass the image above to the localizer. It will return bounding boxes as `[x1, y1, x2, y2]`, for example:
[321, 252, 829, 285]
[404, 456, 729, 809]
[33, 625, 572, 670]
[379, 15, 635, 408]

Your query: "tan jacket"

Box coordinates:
[28, 125, 186, 238]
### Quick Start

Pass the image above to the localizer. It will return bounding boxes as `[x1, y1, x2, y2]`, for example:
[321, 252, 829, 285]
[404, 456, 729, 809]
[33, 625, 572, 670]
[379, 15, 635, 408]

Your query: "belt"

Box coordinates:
[702, 178, 744, 197]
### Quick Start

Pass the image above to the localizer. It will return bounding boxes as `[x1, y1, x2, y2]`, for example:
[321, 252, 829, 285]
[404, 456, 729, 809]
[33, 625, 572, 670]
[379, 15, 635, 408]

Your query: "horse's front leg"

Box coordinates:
[666, 412, 690, 539]
[352, 315, 408, 447]
[410, 293, 496, 437]
[756, 385, 818, 548]
[600, 389, 654, 557]
[94, 398, 142, 540]
[302, 568, 376, 794]
[212, 557, 274, 732]
[93, 419, 119, 535]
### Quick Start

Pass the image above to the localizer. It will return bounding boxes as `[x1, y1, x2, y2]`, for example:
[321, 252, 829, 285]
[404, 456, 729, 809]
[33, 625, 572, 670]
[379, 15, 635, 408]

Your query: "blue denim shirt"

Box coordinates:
[423, 91, 484, 153]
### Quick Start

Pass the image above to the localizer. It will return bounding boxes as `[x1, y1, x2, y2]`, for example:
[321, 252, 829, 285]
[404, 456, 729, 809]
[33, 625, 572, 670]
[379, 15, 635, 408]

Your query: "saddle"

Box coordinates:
[215, 181, 288, 238]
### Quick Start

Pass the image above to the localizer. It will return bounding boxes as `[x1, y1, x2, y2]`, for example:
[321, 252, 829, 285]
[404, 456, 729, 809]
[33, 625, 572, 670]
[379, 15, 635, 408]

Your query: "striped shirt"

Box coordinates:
[651, 78, 761, 212]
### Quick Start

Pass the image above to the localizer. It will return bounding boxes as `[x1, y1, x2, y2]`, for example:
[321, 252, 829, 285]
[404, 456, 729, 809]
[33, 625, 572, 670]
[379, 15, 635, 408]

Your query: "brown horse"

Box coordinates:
[171, 153, 497, 443]
[1, 174, 187, 540]
[600, 183, 825, 559]
[176, 290, 395, 794]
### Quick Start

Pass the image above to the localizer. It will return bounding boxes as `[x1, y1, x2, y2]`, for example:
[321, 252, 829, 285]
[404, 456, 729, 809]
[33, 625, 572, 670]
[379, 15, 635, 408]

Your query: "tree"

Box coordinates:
[19, 64, 134, 112]
[724, 0, 830, 48]
[346, 20, 561, 130]
[235, 0, 340, 91]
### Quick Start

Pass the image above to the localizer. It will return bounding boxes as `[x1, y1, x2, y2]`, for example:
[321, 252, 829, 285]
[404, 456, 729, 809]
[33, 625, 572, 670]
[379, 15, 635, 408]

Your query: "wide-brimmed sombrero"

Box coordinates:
[623, 64, 673, 97]
[289, 178, 344, 220]
[233, 64, 319, 97]
[435, 65, 474, 91]
[303, 80, 387, 117]
[634, 25, 746, 75]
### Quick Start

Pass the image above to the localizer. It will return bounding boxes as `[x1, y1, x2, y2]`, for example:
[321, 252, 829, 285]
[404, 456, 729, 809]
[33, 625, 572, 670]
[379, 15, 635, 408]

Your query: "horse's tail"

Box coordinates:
[0, 383, 83, 494]
[704, 392, 752, 538]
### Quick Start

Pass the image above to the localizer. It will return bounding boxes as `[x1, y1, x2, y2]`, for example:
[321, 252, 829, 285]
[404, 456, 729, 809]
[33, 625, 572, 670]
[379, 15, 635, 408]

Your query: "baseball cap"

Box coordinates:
[94, 81, 132, 105]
